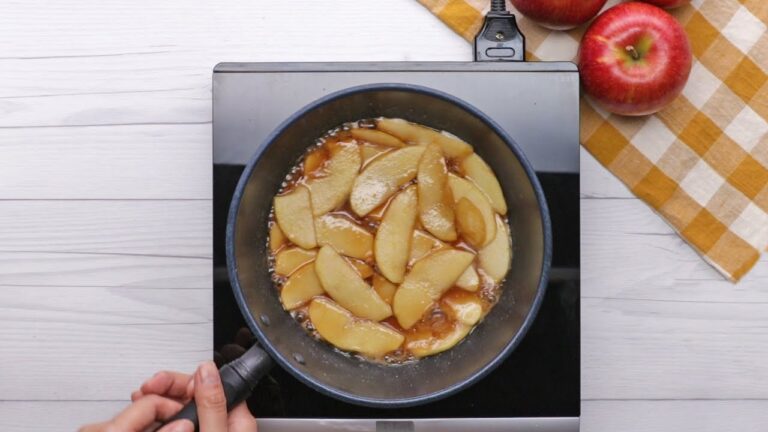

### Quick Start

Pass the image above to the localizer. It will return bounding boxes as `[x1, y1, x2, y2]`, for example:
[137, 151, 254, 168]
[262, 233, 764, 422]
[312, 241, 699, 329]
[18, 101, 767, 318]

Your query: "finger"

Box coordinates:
[109, 394, 183, 431]
[186, 375, 195, 399]
[194, 361, 228, 432]
[141, 371, 193, 399]
[131, 390, 143, 402]
[157, 419, 195, 432]
[78, 421, 107, 432]
[228, 403, 258, 432]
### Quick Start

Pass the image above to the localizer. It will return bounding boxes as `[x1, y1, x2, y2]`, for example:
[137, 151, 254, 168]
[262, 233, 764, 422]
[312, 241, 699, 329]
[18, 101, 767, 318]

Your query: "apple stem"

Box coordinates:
[625, 45, 640, 61]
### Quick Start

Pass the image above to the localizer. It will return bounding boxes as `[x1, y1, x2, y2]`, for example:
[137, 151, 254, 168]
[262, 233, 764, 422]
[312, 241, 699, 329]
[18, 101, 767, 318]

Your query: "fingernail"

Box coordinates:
[199, 361, 219, 386]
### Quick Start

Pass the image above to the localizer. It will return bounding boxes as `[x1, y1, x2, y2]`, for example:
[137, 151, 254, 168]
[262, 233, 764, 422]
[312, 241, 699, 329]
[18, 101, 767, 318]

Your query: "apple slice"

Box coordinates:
[309, 297, 404, 358]
[448, 174, 496, 247]
[408, 230, 448, 266]
[280, 264, 324, 310]
[274, 186, 317, 249]
[454, 197, 486, 248]
[360, 144, 390, 167]
[392, 249, 474, 329]
[460, 153, 507, 215]
[350, 146, 425, 216]
[304, 146, 329, 175]
[479, 215, 512, 283]
[442, 291, 484, 326]
[274, 247, 317, 276]
[315, 214, 373, 260]
[269, 223, 286, 253]
[406, 323, 471, 358]
[372, 273, 397, 304]
[346, 257, 374, 279]
[376, 118, 473, 159]
[314, 246, 391, 321]
[350, 128, 405, 148]
[417, 143, 457, 241]
[375, 186, 418, 283]
[306, 142, 361, 216]
[455, 265, 480, 292]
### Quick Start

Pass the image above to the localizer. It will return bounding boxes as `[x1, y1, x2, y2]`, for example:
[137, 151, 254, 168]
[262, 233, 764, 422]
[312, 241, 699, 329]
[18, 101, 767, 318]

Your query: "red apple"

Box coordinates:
[578, 2, 692, 116]
[510, 0, 608, 30]
[639, 0, 691, 9]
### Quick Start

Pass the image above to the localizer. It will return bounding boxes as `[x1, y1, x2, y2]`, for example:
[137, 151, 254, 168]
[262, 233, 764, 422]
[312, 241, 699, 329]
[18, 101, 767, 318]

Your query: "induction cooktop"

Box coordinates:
[212, 61, 580, 432]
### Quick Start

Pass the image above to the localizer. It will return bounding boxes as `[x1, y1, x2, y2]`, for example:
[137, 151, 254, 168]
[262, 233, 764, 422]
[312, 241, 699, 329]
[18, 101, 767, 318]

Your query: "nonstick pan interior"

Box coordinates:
[226, 83, 551, 407]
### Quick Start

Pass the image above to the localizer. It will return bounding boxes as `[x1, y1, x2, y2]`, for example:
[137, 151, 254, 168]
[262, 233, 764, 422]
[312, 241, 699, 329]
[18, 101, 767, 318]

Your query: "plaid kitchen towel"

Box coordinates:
[419, 0, 768, 281]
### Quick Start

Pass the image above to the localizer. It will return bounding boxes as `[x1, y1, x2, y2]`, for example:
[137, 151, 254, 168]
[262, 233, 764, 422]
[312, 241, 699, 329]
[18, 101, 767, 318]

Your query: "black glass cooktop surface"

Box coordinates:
[211, 62, 580, 424]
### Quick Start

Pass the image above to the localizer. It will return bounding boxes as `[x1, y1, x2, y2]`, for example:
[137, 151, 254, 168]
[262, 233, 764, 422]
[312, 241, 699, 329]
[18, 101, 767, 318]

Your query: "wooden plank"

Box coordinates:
[2, 399, 767, 432]
[582, 198, 768, 401]
[0, 401, 127, 432]
[581, 199, 768, 303]
[583, 297, 768, 400]
[582, 400, 768, 432]
[0, 318, 210, 400]
[582, 198, 768, 302]
[0, 125, 211, 199]
[0, 285, 210, 326]
[0, 200, 211, 257]
[580, 138, 635, 199]
[0, 0, 468, 128]
[0, 1, 466, 63]
[0, 252, 210, 288]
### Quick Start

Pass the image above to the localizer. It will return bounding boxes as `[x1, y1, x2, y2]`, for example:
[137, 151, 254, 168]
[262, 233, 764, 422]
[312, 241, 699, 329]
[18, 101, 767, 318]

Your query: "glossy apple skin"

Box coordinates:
[510, 0, 608, 30]
[640, 0, 690, 9]
[578, 2, 692, 116]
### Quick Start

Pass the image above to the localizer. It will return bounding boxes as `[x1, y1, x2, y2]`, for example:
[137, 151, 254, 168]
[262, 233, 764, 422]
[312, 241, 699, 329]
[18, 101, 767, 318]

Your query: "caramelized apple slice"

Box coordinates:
[304, 146, 329, 175]
[346, 257, 374, 279]
[360, 144, 390, 166]
[309, 297, 404, 358]
[455, 265, 480, 292]
[350, 146, 424, 216]
[376, 118, 472, 159]
[447, 174, 496, 247]
[442, 291, 484, 325]
[274, 247, 317, 276]
[314, 246, 391, 321]
[274, 186, 317, 249]
[417, 143, 457, 241]
[372, 273, 397, 304]
[350, 128, 405, 148]
[479, 215, 512, 283]
[460, 153, 507, 214]
[280, 264, 324, 309]
[406, 322, 471, 358]
[392, 249, 474, 329]
[315, 214, 374, 260]
[306, 142, 361, 216]
[269, 223, 286, 254]
[454, 197, 486, 248]
[408, 230, 448, 266]
[375, 186, 418, 283]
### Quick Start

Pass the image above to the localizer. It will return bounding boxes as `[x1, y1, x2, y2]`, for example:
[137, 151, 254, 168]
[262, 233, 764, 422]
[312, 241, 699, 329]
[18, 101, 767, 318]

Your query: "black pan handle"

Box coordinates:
[163, 344, 273, 431]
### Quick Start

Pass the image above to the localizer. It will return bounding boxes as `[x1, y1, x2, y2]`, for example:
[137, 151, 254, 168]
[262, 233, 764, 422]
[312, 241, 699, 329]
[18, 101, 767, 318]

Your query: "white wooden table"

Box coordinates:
[1, 1, 766, 431]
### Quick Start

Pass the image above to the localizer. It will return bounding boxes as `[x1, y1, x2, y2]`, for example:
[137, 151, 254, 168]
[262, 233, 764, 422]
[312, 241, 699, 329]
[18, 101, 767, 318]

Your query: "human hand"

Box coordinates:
[79, 361, 257, 432]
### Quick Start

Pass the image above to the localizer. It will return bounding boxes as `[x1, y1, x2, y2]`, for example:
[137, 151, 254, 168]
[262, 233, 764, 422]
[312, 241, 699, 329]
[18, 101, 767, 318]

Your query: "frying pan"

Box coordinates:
[168, 83, 552, 428]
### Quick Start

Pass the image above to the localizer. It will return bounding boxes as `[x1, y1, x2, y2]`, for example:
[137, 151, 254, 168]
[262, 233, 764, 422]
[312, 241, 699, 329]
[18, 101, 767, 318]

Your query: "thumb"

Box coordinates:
[195, 361, 228, 432]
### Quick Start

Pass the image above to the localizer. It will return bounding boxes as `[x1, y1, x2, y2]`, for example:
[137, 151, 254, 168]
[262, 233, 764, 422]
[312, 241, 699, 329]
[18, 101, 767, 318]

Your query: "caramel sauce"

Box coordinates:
[267, 119, 506, 364]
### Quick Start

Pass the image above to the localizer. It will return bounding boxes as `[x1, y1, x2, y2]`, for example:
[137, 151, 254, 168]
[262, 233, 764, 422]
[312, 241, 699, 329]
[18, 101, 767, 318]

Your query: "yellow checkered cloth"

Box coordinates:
[419, 0, 768, 281]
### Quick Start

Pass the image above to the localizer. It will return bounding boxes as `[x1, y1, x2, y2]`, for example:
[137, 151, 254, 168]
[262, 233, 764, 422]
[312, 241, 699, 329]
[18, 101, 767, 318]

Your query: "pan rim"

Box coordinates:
[225, 82, 552, 408]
